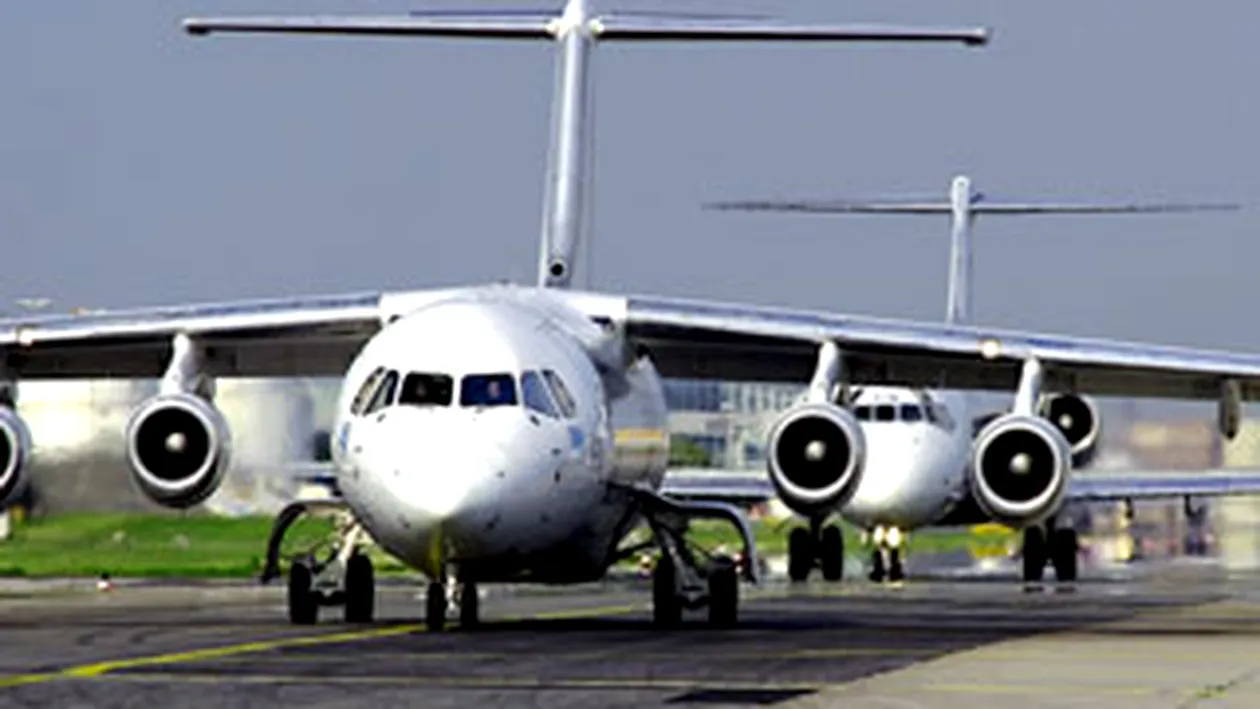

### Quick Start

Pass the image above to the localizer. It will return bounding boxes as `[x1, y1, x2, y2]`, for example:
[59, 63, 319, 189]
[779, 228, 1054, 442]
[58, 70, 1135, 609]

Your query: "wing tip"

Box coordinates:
[183, 18, 210, 36]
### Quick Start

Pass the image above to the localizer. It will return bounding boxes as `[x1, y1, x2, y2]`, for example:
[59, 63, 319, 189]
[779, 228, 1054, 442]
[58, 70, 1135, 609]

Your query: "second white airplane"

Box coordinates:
[676, 176, 1247, 584]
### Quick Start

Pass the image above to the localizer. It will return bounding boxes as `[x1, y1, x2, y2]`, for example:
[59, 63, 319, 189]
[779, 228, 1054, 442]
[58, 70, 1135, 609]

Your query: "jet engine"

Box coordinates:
[970, 413, 1070, 527]
[125, 393, 232, 509]
[1040, 393, 1101, 468]
[766, 402, 866, 516]
[0, 407, 32, 507]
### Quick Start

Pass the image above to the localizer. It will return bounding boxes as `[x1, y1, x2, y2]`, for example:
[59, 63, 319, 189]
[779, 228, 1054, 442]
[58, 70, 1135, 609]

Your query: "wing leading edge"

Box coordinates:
[556, 290, 1260, 403]
[0, 287, 472, 380]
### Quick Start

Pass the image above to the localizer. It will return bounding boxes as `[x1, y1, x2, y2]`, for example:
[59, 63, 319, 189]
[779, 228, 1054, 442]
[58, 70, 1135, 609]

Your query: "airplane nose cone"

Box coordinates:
[373, 411, 509, 518]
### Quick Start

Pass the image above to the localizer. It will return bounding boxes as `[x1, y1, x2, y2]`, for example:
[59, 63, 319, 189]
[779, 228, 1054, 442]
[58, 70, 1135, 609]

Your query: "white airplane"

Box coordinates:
[0, 0, 1258, 634]
[678, 175, 1246, 584]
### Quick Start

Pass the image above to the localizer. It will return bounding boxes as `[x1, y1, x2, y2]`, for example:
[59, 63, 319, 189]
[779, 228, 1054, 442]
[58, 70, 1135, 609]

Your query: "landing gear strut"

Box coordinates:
[787, 517, 845, 582]
[267, 502, 377, 625]
[867, 525, 905, 583]
[622, 487, 758, 628]
[1021, 520, 1078, 583]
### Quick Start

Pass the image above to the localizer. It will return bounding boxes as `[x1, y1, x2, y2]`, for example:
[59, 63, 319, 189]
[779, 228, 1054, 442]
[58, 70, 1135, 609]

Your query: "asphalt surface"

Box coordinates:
[0, 561, 1254, 708]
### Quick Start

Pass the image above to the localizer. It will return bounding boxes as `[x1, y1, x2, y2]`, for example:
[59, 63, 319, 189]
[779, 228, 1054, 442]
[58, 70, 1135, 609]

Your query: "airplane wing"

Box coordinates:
[1067, 469, 1260, 501]
[662, 467, 1260, 505]
[560, 290, 1260, 403]
[0, 288, 476, 379]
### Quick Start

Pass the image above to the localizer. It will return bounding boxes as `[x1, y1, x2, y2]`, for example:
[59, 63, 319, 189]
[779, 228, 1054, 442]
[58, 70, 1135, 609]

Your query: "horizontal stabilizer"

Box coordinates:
[184, 12, 988, 46]
[184, 14, 558, 39]
[591, 17, 987, 44]
[705, 199, 1240, 215]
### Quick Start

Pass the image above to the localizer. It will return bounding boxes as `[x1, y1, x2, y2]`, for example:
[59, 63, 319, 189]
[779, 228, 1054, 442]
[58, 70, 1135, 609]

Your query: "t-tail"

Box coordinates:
[706, 174, 1238, 324]
[183, 0, 989, 290]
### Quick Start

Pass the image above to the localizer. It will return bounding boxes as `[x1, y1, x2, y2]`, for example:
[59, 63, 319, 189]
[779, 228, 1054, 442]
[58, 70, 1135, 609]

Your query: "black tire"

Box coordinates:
[707, 560, 738, 628]
[1022, 527, 1047, 582]
[887, 549, 905, 582]
[288, 561, 318, 626]
[788, 528, 813, 582]
[344, 553, 374, 624]
[1050, 528, 1078, 582]
[819, 525, 844, 582]
[652, 557, 683, 628]
[425, 582, 446, 631]
[868, 549, 886, 583]
[459, 582, 480, 629]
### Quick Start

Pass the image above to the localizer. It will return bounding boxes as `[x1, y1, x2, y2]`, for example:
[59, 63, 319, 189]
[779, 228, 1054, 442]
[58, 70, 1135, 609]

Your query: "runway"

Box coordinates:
[1, 561, 1259, 708]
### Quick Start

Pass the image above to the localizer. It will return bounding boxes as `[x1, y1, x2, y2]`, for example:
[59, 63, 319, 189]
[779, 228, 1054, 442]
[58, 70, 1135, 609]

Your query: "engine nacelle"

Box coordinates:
[970, 414, 1070, 527]
[766, 402, 866, 517]
[1040, 393, 1101, 468]
[0, 407, 32, 507]
[125, 393, 232, 509]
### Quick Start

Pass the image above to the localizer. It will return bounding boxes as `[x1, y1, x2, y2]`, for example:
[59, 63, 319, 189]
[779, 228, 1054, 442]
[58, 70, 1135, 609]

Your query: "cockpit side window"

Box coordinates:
[900, 404, 924, 422]
[924, 403, 940, 424]
[350, 366, 386, 416]
[397, 372, 454, 407]
[542, 369, 577, 419]
[460, 373, 517, 408]
[521, 370, 559, 417]
[854, 405, 872, 421]
[363, 369, 399, 415]
[874, 405, 896, 422]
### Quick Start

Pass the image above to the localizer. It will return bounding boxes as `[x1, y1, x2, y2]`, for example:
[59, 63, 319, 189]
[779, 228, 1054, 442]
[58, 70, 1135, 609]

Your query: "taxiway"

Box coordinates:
[1, 561, 1258, 708]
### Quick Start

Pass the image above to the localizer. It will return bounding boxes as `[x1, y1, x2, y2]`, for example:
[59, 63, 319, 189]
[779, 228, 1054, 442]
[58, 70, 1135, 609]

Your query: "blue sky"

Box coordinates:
[1, 1, 1256, 375]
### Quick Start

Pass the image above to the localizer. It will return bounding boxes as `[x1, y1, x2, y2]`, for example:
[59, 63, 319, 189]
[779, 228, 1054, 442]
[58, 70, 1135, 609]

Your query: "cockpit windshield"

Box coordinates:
[853, 403, 926, 423]
[460, 373, 518, 408]
[398, 372, 454, 407]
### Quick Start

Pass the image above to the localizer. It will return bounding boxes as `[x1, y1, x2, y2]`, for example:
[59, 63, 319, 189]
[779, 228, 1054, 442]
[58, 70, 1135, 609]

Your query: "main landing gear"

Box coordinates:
[1021, 519, 1078, 583]
[787, 517, 845, 582]
[867, 525, 906, 583]
[265, 500, 478, 631]
[265, 503, 378, 625]
[625, 487, 759, 628]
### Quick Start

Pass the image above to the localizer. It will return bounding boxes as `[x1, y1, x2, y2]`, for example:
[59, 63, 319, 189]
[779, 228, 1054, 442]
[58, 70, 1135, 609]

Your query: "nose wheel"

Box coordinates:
[1021, 523, 1078, 582]
[866, 526, 905, 583]
[422, 579, 479, 631]
[787, 518, 845, 582]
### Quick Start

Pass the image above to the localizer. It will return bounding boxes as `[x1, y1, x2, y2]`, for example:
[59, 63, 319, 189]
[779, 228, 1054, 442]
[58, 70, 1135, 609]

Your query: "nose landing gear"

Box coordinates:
[421, 578, 480, 631]
[867, 525, 905, 583]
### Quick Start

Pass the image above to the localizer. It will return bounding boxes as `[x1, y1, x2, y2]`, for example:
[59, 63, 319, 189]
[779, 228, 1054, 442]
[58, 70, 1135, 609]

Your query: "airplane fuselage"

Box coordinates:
[837, 387, 975, 531]
[329, 288, 670, 584]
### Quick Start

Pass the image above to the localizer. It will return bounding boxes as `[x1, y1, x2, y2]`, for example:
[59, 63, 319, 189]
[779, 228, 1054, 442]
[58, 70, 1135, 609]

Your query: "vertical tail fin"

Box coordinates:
[184, 0, 988, 290]
[705, 175, 1238, 324]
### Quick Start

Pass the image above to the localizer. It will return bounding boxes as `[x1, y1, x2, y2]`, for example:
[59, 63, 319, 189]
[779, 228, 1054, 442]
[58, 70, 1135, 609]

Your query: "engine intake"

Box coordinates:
[0, 407, 32, 507]
[970, 414, 1070, 527]
[766, 402, 866, 516]
[126, 393, 231, 509]
[1040, 393, 1101, 468]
